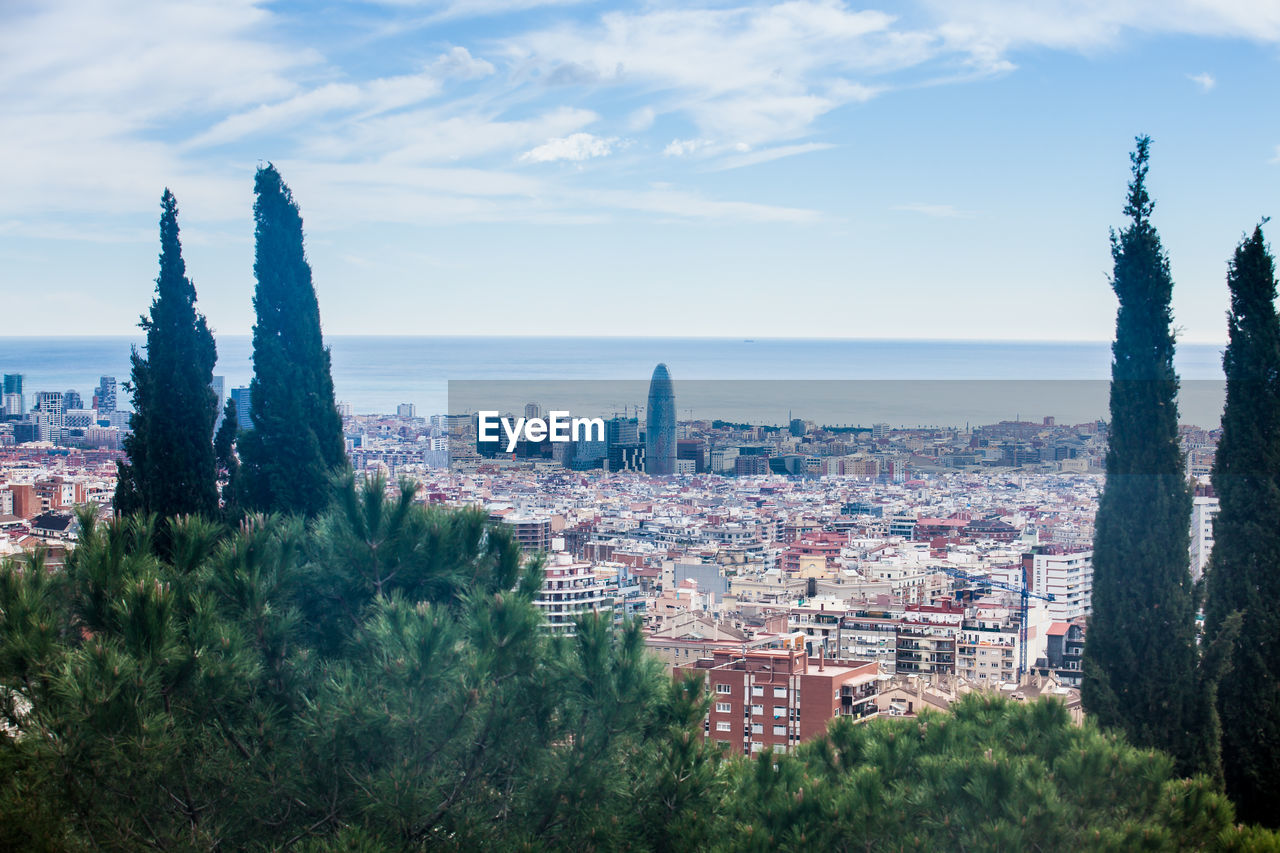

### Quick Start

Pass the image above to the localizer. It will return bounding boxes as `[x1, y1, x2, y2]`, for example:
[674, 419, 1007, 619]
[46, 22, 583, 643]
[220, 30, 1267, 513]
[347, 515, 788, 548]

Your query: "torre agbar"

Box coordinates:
[645, 363, 676, 476]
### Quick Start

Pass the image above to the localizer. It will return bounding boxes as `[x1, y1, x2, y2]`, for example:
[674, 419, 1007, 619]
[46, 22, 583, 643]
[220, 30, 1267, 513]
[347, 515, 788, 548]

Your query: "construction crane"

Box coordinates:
[934, 565, 1054, 678]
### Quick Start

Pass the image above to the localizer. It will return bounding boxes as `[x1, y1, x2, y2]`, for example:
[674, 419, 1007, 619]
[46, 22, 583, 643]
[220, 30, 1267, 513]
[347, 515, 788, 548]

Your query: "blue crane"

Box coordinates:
[935, 565, 1055, 678]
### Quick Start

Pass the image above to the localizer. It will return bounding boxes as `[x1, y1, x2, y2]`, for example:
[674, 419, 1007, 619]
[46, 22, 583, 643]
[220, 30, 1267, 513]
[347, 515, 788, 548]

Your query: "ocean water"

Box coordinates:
[0, 336, 1227, 425]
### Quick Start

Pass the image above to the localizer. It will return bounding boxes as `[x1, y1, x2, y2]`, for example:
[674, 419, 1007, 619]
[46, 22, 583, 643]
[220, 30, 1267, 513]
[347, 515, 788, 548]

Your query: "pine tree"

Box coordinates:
[236, 165, 345, 517]
[1081, 137, 1208, 775]
[114, 190, 219, 522]
[1204, 223, 1280, 825]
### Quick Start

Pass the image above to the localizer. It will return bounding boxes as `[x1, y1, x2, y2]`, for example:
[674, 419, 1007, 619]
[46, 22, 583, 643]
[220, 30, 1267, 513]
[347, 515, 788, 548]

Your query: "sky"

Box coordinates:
[2, 0, 1279, 342]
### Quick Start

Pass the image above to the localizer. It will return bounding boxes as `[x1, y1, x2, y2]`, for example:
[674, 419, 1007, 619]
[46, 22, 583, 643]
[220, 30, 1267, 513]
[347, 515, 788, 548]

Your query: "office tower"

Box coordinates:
[95, 376, 118, 412]
[645, 363, 676, 476]
[211, 376, 226, 430]
[605, 416, 639, 449]
[397, 403, 416, 419]
[2, 375, 22, 416]
[36, 391, 63, 426]
[62, 389, 83, 411]
[524, 402, 542, 420]
[231, 387, 253, 430]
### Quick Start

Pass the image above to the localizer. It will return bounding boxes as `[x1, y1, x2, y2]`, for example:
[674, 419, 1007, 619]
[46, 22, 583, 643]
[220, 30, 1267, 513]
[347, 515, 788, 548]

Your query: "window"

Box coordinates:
[715, 702, 731, 713]
[715, 683, 732, 694]
[773, 686, 787, 698]
[773, 706, 786, 718]
[773, 725, 787, 736]
[751, 704, 764, 716]
[716, 721, 731, 732]
[751, 723, 763, 734]
[751, 742, 762, 752]
[751, 685, 764, 696]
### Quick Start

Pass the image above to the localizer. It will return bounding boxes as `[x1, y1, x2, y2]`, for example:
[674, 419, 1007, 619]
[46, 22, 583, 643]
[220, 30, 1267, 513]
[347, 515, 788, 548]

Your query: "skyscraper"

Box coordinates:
[231, 386, 253, 431]
[645, 363, 675, 476]
[94, 376, 118, 412]
[2, 374, 22, 415]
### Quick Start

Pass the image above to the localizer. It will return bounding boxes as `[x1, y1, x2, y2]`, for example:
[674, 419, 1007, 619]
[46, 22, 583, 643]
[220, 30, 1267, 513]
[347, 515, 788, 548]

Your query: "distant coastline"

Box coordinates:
[0, 336, 1227, 420]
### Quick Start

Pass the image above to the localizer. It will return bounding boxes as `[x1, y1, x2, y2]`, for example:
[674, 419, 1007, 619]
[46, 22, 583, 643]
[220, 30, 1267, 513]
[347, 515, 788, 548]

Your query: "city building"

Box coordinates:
[1190, 491, 1219, 582]
[532, 552, 616, 636]
[1030, 548, 1093, 621]
[681, 647, 880, 756]
[645, 363, 676, 476]
[231, 387, 253, 430]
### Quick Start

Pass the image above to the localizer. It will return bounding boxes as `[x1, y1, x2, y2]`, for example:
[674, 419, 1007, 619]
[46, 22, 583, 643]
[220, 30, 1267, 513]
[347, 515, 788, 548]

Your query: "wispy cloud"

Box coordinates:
[893, 203, 973, 218]
[1187, 71, 1215, 91]
[710, 142, 836, 171]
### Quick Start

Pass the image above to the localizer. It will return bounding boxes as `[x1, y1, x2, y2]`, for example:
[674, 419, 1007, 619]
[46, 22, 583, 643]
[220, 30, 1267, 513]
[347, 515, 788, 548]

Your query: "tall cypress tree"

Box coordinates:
[1204, 223, 1280, 824]
[1081, 137, 1207, 775]
[237, 165, 345, 517]
[115, 190, 219, 521]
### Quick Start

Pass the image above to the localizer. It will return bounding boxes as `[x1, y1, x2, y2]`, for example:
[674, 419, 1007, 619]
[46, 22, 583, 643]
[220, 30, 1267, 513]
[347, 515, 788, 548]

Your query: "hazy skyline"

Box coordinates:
[3, 0, 1279, 341]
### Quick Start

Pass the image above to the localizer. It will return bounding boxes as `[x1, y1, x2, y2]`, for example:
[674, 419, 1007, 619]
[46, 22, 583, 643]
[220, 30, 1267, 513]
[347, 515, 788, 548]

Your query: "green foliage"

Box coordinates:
[0, 478, 684, 850]
[1204, 222, 1280, 825]
[714, 694, 1265, 853]
[114, 189, 219, 523]
[1082, 136, 1209, 776]
[237, 164, 346, 518]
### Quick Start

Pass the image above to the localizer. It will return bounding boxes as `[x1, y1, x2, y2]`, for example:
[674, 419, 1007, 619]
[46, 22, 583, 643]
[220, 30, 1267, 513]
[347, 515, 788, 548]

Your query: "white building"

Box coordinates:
[532, 552, 615, 636]
[1190, 494, 1219, 582]
[1031, 549, 1093, 621]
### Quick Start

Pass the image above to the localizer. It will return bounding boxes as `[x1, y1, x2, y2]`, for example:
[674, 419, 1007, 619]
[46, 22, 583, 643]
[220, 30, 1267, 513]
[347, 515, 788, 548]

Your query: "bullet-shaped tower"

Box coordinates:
[645, 363, 676, 476]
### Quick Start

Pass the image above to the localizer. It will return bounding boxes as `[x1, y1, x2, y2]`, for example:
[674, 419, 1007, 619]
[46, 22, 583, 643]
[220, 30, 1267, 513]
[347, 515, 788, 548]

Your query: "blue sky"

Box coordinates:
[2, 0, 1279, 341]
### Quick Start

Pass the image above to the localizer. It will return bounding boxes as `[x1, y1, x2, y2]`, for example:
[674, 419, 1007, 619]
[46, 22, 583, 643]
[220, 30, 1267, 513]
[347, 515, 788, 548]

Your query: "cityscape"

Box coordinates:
[0, 356, 1225, 737]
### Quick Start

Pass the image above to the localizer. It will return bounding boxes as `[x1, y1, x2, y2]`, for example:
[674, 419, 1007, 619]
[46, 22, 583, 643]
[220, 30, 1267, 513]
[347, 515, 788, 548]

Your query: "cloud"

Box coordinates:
[663, 138, 713, 157]
[503, 2, 905, 148]
[429, 46, 496, 80]
[520, 132, 618, 162]
[711, 142, 836, 170]
[925, 0, 1280, 60]
[1187, 71, 1215, 91]
[893, 203, 973, 218]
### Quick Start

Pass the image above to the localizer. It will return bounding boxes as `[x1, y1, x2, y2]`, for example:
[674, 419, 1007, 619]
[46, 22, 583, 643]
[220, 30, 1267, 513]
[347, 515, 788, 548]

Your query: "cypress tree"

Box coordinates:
[114, 189, 219, 521]
[237, 165, 345, 517]
[1081, 137, 1206, 775]
[1204, 222, 1280, 825]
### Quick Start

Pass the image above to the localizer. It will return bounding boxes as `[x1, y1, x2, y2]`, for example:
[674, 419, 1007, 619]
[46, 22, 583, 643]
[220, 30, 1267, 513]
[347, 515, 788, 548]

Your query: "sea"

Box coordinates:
[0, 337, 1229, 429]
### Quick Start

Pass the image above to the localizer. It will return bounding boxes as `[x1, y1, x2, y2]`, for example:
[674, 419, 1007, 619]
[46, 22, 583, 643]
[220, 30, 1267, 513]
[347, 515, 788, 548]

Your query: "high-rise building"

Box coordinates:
[645, 363, 675, 476]
[2, 374, 22, 397]
[62, 390, 83, 411]
[94, 376, 118, 413]
[397, 403, 416, 419]
[35, 391, 63, 427]
[605, 415, 639, 448]
[231, 387, 253, 431]
[1190, 493, 1219, 582]
[1029, 547, 1094, 621]
[211, 376, 225, 430]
